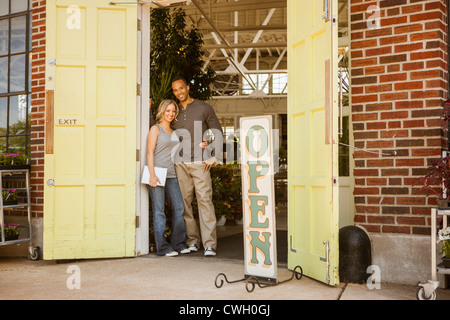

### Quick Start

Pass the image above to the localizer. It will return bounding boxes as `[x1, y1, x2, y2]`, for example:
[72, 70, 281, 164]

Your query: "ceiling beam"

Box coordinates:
[199, 24, 286, 32]
[184, 0, 286, 13]
[204, 42, 287, 49]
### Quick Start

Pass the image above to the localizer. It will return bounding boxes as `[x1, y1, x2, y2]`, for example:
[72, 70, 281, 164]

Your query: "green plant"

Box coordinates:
[211, 164, 242, 221]
[1, 224, 20, 238]
[150, 7, 215, 114]
[0, 153, 29, 166]
[439, 227, 450, 258]
[2, 188, 17, 201]
[150, 66, 175, 120]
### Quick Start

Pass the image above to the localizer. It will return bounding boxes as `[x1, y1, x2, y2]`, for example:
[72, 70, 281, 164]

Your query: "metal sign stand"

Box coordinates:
[214, 266, 303, 293]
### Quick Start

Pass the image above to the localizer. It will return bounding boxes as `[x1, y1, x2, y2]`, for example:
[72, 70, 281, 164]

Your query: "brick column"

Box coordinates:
[30, 0, 46, 218]
[350, 0, 448, 235]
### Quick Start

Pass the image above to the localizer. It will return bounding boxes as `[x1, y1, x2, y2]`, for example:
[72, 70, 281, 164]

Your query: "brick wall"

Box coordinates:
[350, 0, 448, 235]
[30, 0, 46, 218]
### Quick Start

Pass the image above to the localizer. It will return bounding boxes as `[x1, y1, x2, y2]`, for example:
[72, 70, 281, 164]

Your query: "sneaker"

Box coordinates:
[188, 244, 199, 252]
[165, 250, 178, 257]
[204, 247, 216, 256]
[180, 248, 191, 254]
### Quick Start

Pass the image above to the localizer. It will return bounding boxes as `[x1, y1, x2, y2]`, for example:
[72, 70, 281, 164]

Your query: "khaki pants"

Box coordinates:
[175, 162, 217, 249]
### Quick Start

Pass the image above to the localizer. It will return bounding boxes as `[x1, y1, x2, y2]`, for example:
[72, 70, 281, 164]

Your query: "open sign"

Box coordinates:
[240, 116, 277, 284]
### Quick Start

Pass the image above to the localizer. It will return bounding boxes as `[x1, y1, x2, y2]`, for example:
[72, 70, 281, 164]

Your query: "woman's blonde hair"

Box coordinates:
[155, 99, 178, 124]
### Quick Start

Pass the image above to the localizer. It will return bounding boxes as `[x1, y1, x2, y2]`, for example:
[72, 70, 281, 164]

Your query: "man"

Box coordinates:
[171, 76, 223, 256]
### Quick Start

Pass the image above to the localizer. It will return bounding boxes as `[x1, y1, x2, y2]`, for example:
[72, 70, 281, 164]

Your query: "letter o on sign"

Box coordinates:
[246, 125, 268, 157]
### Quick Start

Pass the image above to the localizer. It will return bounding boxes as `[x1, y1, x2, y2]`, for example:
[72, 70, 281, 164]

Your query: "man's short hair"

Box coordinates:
[171, 76, 188, 86]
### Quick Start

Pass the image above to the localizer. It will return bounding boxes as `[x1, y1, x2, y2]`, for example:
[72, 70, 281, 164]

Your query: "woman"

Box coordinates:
[147, 99, 189, 257]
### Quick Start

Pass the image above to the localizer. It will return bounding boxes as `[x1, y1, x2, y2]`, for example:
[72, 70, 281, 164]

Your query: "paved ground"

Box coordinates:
[1, 254, 449, 301]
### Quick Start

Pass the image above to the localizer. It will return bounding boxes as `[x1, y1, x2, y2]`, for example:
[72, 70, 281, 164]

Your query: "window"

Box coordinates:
[242, 73, 287, 95]
[272, 73, 288, 94]
[0, 0, 32, 155]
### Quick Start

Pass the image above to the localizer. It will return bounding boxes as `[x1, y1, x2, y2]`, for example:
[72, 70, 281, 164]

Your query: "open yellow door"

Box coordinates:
[43, 0, 137, 259]
[287, 0, 339, 285]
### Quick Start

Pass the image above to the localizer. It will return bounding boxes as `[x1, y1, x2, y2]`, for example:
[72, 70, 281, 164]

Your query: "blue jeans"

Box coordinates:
[147, 177, 187, 255]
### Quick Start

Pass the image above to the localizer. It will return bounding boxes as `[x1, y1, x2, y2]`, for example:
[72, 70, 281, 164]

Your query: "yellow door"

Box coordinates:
[43, 0, 137, 259]
[287, 0, 339, 285]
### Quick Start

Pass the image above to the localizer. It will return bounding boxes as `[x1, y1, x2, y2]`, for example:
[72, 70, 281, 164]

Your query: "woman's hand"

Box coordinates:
[149, 174, 160, 187]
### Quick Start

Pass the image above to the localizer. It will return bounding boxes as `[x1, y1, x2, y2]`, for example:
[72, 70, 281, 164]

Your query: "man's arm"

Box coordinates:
[203, 103, 223, 171]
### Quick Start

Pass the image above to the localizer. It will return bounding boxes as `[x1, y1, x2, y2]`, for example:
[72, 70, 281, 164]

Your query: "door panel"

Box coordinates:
[287, 0, 339, 285]
[44, 0, 137, 260]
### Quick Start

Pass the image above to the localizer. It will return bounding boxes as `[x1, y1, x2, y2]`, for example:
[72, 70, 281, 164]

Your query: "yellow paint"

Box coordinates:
[287, 0, 339, 285]
[44, 0, 137, 260]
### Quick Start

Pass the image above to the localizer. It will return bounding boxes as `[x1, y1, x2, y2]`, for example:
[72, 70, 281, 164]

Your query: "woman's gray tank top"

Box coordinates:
[153, 124, 180, 178]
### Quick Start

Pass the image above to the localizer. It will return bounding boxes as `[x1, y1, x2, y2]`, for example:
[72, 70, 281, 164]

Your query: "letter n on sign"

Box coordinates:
[240, 116, 277, 284]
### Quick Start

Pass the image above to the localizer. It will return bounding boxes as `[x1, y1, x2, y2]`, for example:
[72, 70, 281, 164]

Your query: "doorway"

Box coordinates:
[137, 0, 354, 287]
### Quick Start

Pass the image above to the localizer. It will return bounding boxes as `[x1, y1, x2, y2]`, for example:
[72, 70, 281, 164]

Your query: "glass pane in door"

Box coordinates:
[10, 54, 25, 92]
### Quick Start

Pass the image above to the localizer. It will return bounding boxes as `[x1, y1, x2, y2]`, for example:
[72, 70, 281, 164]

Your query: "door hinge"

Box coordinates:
[137, 19, 141, 32]
[321, 240, 330, 285]
[322, 0, 330, 21]
[137, 83, 141, 96]
[289, 235, 297, 253]
[136, 149, 140, 161]
[136, 215, 140, 228]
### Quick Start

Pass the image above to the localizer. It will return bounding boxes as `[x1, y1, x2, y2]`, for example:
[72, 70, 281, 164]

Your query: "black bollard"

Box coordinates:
[339, 226, 371, 284]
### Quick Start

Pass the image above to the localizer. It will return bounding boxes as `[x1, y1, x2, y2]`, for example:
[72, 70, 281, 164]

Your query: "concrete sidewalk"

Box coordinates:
[1, 255, 449, 300]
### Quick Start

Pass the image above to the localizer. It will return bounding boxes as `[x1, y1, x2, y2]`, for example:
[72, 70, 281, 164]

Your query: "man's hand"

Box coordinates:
[204, 157, 216, 172]
[199, 140, 208, 149]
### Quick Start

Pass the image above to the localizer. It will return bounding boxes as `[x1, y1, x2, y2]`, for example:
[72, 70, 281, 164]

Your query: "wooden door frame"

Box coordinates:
[135, 4, 151, 256]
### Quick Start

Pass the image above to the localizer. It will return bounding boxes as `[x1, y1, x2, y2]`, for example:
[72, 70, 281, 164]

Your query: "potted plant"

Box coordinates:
[438, 227, 450, 267]
[2, 188, 18, 206]
[0, 153, 30, 169]
[1, 223, 20, 241]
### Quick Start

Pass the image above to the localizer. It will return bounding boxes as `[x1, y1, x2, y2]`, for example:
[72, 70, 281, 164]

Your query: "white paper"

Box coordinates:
[141, 166, 167, 187]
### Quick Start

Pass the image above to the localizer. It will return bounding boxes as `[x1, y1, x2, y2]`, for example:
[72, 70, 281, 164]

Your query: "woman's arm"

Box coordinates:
[147, 125, 161, 187]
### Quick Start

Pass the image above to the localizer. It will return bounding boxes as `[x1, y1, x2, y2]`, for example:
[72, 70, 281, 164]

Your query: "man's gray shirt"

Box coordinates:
[171, 99, 223, 163]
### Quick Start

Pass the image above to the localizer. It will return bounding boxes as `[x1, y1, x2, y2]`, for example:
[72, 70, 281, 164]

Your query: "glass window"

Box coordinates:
[11, 0, 28, 14]
[0, 0, 8, 17]
[9, 95, 27, 135]
[0, 137, 5, 151]
[10, 15, 27, 54]
[9, 135, 26, 153]
[0, 18, 9, 55]
[0, 5, 31, 155]
[0, 97, 7, 135]
[272, 73, 288, 94]
[0, 56, 7, 94]
[242, 73, 287, 95]
[10, 54, 26, 92]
